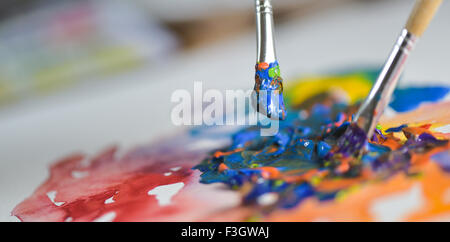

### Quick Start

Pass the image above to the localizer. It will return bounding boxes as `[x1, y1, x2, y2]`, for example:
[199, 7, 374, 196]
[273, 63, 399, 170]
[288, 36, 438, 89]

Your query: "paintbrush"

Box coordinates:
[338, 0, 442, 156]
[253, 0, 287, 120]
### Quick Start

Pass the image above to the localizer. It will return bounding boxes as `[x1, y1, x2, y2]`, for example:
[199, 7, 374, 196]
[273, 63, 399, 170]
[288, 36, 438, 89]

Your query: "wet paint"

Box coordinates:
[12, 69, 450, 222]
[195, 89, 449, 211]
[11, 136, 243, 222]
[195, 69, 450, 217]
[253, 61, 287, 120]
[390, 87, 450, 112]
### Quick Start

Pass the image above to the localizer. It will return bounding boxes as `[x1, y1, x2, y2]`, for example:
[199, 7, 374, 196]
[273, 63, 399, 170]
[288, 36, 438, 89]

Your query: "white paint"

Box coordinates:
[147, 182, 184, 206]
[64, 217, 73, 222]
[71, 170, 89, 179]
[371, 183, 424, 222]
[170, 166, 181, 172]
[434, 124, 450, 133]
[93, 211, 116, 222]
[257, 193, 278, 206]
[164, 172, 172, 176]
[46, 191, 65, 207]
[104, 196, 115, 204]
[256, 178, 265, 184]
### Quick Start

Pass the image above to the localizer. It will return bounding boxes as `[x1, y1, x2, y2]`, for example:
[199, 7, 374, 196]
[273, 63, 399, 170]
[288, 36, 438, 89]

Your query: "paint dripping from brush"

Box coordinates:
[253, 61, 287, 120]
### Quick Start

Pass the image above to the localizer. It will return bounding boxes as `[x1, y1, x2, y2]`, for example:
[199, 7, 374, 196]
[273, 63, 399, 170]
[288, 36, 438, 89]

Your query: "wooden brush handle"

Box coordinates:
[405, 0, 442, 37]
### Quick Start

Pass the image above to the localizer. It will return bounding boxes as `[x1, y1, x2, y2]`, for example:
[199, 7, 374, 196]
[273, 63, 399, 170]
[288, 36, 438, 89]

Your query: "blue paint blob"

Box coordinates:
[432, 151, 450, 172]
[390, 87, 449, 112]
[385, 124, 407, 133]
[317, 141, 331, 158]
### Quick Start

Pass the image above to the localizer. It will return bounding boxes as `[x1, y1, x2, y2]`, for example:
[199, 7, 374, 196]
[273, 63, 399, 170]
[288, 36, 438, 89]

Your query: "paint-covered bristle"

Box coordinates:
[252, 61, 287, 120]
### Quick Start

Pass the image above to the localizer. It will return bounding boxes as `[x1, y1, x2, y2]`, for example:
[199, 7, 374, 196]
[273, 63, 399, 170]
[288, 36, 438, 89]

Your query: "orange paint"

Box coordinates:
[213, 148, 243, 158]
[420, 124, 432, 129]
[256, 167, 281, 179]
[218, 163, 229, 172]
[257, 62, 269, 70]
[335, 160, 350, 174]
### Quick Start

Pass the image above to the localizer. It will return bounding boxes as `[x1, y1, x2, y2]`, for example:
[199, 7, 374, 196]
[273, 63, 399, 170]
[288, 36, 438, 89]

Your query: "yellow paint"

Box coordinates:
[285, 73, 373, 107]
[33, 46, 141, 93]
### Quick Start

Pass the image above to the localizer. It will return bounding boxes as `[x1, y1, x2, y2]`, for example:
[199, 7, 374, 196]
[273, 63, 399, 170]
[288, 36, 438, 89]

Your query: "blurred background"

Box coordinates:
[0, 0, 449, 221]
[0, 0, 366, 106]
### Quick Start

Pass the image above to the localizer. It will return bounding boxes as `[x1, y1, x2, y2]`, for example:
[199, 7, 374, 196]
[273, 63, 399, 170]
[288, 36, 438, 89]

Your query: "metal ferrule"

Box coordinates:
[256, 0, 277, 63]
[354, 29, 418, 138]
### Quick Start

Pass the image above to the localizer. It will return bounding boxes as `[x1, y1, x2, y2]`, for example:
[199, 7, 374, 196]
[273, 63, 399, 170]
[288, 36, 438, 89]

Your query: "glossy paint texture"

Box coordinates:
[253, 61, 287, 120]
[195, 91, 449, 212]
[12, 69, 450, 221]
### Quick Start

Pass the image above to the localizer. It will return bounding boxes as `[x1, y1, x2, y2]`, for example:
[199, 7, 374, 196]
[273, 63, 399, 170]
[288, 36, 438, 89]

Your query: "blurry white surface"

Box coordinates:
[1, 0, 450, 221]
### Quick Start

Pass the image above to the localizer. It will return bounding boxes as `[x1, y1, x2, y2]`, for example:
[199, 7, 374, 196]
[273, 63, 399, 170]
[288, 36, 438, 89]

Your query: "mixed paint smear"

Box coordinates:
[196, 69, 450, 220]
[12, 69, 450, 221]
[253, 61, 287, 120]
[194, 96, 449, 213]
